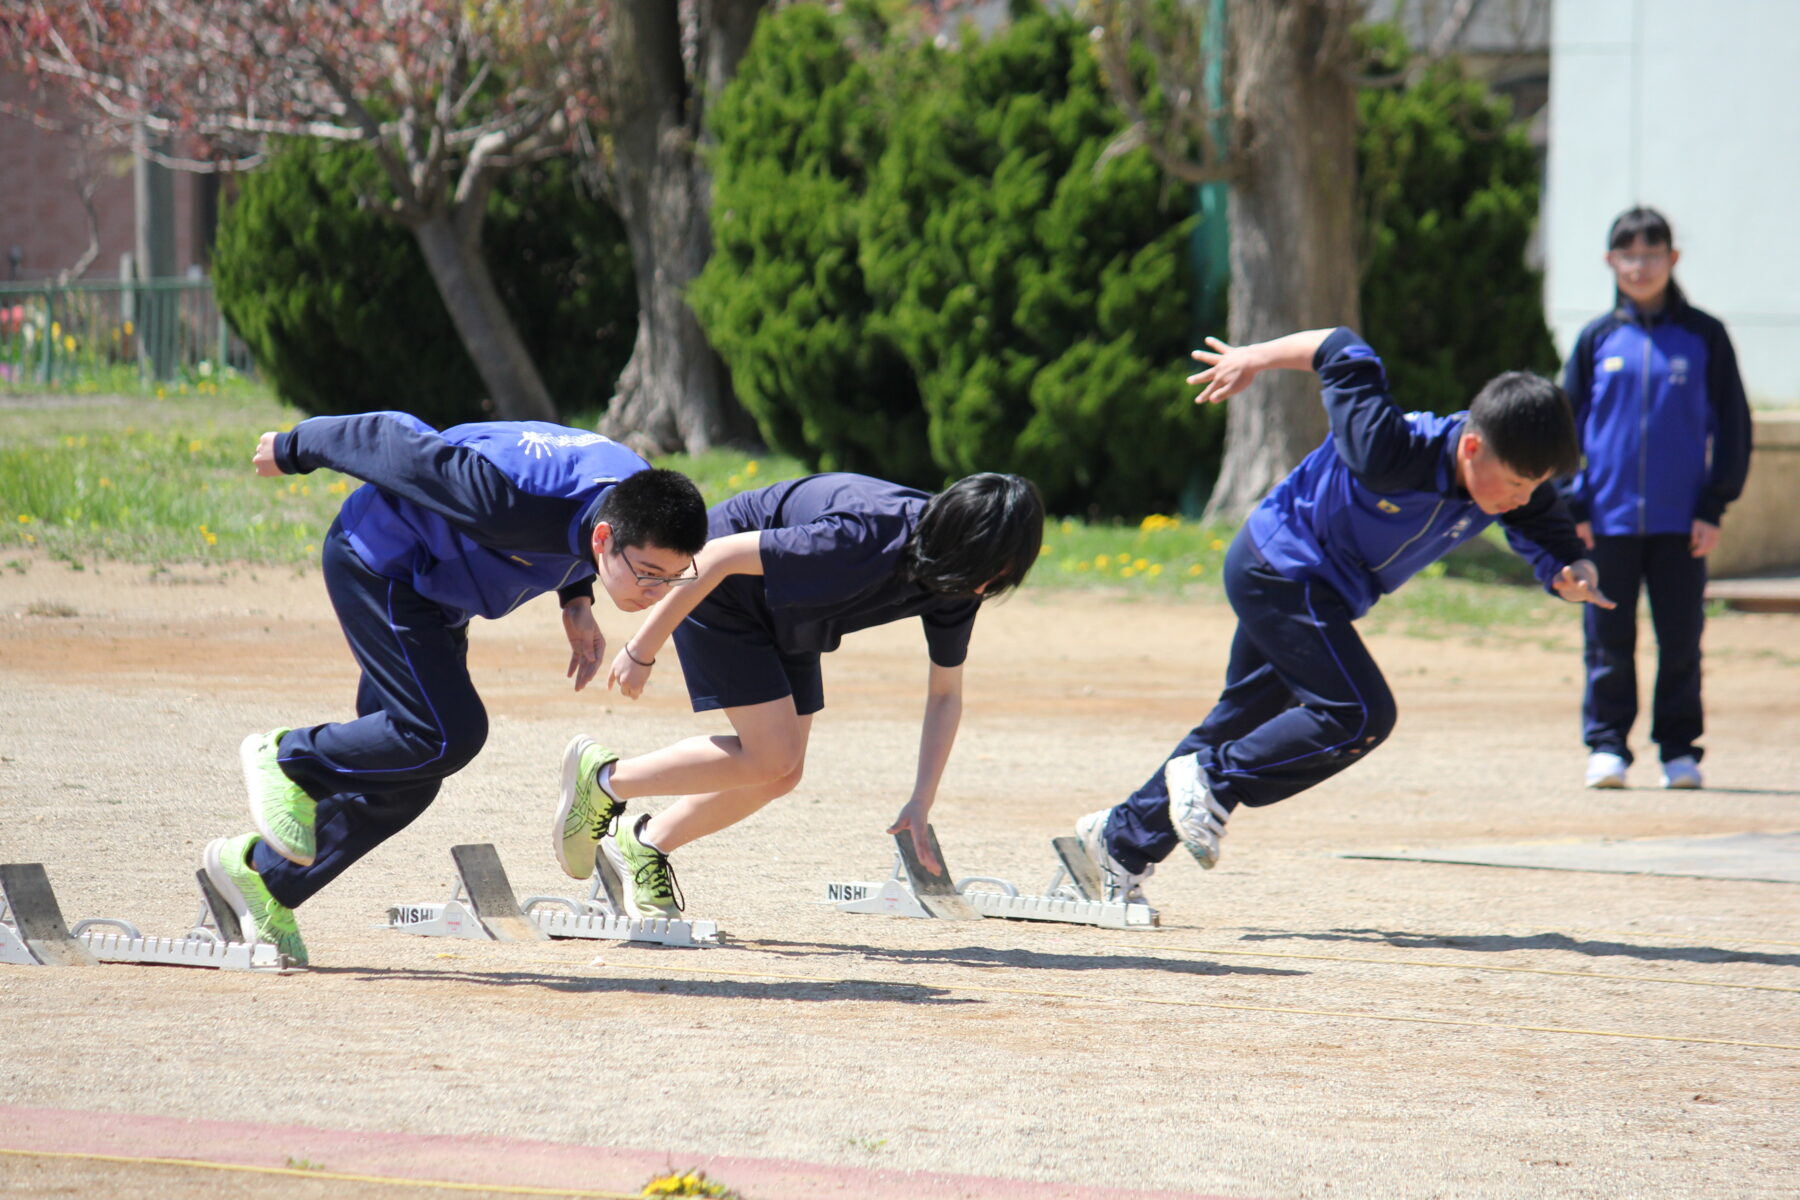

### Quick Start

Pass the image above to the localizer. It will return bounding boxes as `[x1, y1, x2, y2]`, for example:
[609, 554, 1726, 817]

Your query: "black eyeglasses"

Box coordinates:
[619, 548, 698, 588]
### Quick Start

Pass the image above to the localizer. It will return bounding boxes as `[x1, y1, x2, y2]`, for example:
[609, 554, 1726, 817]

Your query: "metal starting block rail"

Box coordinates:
[386, 843, 718, 949]
[1, 862, 292, 971]
[824, 829, 1158, 930]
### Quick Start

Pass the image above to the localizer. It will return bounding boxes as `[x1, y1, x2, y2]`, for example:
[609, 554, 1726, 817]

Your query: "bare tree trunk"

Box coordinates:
[597, 0, 763, 455]
[411, 211, 557, 423]
[1205, 0, 1362, 522]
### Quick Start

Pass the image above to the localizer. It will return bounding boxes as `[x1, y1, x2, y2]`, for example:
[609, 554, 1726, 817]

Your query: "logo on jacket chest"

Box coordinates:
[1668, 356, 1690, 385]
[1443, 516, 1472, 540]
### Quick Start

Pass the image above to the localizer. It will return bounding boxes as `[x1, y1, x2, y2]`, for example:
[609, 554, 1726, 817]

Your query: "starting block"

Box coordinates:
[823, 829, 1158, 929]
[1, 862, 292, 971]
[386, 843, 718, 949]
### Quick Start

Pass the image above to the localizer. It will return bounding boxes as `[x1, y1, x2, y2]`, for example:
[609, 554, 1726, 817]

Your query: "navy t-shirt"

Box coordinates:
[700, 474, 980, 665]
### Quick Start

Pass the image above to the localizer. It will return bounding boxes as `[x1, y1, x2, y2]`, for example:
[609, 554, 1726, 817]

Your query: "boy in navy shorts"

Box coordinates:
[1075, 328, 1615, 902]
[200, 412, 709, 964]
[550, 472, 1044, 918]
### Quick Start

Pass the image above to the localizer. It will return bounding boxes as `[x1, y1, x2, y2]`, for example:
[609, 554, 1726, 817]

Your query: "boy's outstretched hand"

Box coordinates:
[607, 644, 653, 699]
[887, 799, 942, 874]
[1187, 336, 1262, 405]
[1554, 560, 1616, 608]
[252, 431, 282, 476]
[561, 599, 605, 691]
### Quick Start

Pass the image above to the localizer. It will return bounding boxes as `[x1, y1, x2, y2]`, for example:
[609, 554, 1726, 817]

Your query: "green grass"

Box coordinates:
[0, 390, 1595, 635]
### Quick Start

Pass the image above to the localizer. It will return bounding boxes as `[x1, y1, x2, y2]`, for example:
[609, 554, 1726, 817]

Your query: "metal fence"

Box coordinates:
[0, 277, 254, 390]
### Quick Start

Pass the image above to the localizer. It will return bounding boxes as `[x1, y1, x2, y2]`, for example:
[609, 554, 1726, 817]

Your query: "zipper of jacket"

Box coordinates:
[1371, 499, 1446, 571]
[1637, 325, 1652, 535]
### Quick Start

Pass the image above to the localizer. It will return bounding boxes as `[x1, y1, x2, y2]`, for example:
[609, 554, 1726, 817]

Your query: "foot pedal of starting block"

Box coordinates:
[387, 844, 718, 948]
[825, 829, 1158, 929]
[2, 863, 288, 970]
[892, 826, 982, 921]
[0, 863, 97, 966]
[448, 843, 546, 941]
[1051, 835, 1107, 902]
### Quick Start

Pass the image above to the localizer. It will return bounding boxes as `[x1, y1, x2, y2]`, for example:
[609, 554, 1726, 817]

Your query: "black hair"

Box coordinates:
[902, 473, 1044, 599]
[595, 468, 708, 556]
[1466, 372, 1580, 481]
[1607, 205, 1686, 309]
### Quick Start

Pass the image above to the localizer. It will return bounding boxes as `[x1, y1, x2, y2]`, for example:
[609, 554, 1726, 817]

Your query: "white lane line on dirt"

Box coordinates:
[0, 1147, 640, 1198]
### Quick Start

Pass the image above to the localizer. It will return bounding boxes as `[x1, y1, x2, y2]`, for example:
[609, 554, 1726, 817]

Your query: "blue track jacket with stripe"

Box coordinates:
[1558, 295, 1751, 536]
[1245, 328, 1585, 619]
[272, 413, 649, 622]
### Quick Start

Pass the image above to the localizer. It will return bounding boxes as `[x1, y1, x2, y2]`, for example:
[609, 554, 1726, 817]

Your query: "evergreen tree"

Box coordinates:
[1357, 50, 1558, 415]
[690, 4, 936, 484]
[862, 9, 1212, 514]
[215, 140, 635, 427]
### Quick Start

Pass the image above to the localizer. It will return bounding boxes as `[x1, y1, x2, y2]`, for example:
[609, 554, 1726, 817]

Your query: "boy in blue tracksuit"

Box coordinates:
[199, 412, 709, 965]
[1074, 328, 1615, 902]
[1563, 207, 1752, 790]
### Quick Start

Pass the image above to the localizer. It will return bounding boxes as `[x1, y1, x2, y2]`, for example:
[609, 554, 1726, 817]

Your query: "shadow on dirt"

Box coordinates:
[307, 964, 980, 1004]
[739, 938, 1309, 978]
[1233, 927, 1800, 968]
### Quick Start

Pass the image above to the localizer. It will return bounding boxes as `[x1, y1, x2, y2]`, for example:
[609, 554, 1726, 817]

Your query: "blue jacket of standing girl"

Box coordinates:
[1561, 295, 1751, 535]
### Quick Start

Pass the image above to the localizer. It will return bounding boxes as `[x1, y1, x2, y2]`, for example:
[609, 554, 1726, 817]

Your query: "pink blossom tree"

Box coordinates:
[2, 0, 610, 421]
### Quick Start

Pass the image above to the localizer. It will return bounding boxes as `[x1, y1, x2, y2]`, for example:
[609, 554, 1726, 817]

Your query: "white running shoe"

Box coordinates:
[1074, 808, 1154, 904]
[1165, 754, 1228, 869]
[1585, 751, 1629, 789]
[1660, 756, 1704, 790]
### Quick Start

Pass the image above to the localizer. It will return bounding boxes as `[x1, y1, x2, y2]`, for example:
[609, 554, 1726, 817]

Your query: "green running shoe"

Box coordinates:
[601, 813, 683, 920]
[241, 729, 316, 866]
[553, 734, 625, 879]
[202, 834, 309, 967]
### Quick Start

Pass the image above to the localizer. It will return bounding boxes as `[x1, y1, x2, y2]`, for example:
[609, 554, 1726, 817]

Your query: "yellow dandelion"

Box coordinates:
[99, 478, 111, 487]
[327, 480, 349, 495]
[62, 335, 75, 353]
[17, 514, 31, 524]
[1060, 519, 1075, 534]
[1120, 565, 1136, 578]
[188, 439, 204, 453]
[1210, 538, 1225, 551]
[727, 474, 743, 488]
[305, 544, 317, 554]
[123, 320, 134, 336]
[1186, 563, 1204, 576]
[50, 321, 61, 339]
[22, 533, 34, 545]
[1133, 557, 1149, 571]
[155, 387, 166, 399]
[1093, 554, 1110, 568]
[1148, 563, 1164, 577]
[745, 460, 759, 476]
[1039, 544, 1053, 556]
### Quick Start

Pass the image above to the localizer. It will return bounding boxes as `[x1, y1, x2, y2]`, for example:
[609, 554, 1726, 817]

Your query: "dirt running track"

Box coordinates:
[1, 554, 1797, 1199]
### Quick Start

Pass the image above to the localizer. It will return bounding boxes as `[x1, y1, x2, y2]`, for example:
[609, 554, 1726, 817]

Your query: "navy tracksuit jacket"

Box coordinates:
[1561, 295, 1752, 763]
[253, 413, 648, 906]
[1106, 329, 1587, 873]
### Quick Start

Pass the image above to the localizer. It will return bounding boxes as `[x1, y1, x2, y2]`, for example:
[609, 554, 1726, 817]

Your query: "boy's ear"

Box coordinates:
[591, 521, 612, 558]
[1458, 430, 1483, 461]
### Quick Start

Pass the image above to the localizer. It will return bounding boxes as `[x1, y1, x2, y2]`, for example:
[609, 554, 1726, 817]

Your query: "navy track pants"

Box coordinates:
[1582, 533, 1706, 764]
[252, 522, 488, 907]
[1106, 529, 1396, 873]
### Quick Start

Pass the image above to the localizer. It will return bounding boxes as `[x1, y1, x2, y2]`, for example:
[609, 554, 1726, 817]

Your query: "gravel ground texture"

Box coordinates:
[2, 554, 1797, 1199]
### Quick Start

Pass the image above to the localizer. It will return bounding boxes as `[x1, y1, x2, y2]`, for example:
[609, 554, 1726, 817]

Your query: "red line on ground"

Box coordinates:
[0, 1105, 1257, 1200]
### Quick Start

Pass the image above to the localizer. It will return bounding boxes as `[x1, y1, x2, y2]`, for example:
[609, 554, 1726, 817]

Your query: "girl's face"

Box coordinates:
[1606, 234, 1680, 310]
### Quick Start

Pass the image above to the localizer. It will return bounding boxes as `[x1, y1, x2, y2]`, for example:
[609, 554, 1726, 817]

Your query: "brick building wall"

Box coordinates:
[1, 66, 200, 282]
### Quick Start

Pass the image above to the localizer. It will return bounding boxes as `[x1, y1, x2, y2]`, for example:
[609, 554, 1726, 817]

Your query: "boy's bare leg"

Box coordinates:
[607, 701, 813, 852]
